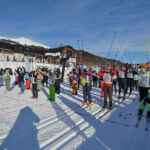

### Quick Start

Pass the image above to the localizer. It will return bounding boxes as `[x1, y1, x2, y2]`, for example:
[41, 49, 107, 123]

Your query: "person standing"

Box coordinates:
[100, 66, 114, 109]
[99, 67, 105, 98]
[17, 67, 26, 94]
[118, 66, 127, 100]
[112, 65, 118, 94]
[138, 64, 150, 118]
[55, 69, 61, 94]
[31, 71, 38, 98]
[126, 67, 134, 95]
[49, 72, 56, 101]
[71, 73, 78, 95]
[4, 68, 12, 92]
[81, 69, 92, 107]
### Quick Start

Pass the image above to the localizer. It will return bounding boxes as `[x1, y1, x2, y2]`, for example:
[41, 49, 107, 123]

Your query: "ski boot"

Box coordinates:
[82, 101, 87, 106]
[88, 102, 93, 107]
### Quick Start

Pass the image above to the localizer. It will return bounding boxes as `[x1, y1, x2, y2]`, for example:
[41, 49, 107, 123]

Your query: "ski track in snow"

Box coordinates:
[0, 82, 149, 150]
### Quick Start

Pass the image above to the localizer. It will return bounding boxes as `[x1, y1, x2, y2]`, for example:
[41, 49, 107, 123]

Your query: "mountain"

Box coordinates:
[76, 50, 123, 68]
[0, 36, 50, 49]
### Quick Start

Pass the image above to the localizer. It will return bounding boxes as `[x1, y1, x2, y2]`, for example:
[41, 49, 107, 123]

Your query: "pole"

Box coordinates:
[107, 32, 116, 59]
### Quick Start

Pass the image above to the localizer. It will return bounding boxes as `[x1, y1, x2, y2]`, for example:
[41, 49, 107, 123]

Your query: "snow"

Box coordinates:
[0, 81, 149, 150]
[0, 36, 50, 49]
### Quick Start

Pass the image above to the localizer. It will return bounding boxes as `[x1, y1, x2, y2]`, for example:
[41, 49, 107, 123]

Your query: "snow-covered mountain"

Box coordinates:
[0, 36, 50, 49]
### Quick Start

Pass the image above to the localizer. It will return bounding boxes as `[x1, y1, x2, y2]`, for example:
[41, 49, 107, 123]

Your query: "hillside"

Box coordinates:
[76, 50, 123, 68]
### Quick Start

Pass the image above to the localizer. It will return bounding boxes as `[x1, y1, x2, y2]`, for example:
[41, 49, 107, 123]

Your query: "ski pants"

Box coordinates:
[134, 80, 138, 91]
[126, 79, 134, 95]
[72, 84, 77, 95]
[32, 83, 38, 96]
[113, 79, 117, 93]
[118, 78, 126, 97]
[77, 78, 80, 89]
[49, 85, 56, 101]
[55, 79, 60, 94]
[83, 84, 92, 103]
[100, 81, 104, 97]
[104, 86, 113, 107]
[20, 82, 24, 93]
[93, 81, 97, 87]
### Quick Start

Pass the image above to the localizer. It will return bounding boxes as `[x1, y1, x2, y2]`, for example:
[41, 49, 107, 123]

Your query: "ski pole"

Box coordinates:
[129, 94, 148, 116]
[123, 94, 139, 119]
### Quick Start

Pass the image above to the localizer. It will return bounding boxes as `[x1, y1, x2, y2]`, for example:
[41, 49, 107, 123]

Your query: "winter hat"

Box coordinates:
[141, 64, 147, 70]
[106, 66, 111, 70]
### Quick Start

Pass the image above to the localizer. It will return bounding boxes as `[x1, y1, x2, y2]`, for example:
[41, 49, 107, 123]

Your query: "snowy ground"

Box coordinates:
[0, 82, 149, 150]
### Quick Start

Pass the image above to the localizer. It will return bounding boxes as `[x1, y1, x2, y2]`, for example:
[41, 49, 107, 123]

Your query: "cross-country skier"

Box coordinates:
[112, 65, 118, 94]
[98, 67, 105, 98]
[31, 71, 38, 98]
[81, 69, 92, 107]
[126, 67, 134, 95]
[99, 66, 115, 109]
[71, 71, 78, 95]
[118, 66, 127, 100]
[138, 64, 150, 117]
[49, 71, 56, 101]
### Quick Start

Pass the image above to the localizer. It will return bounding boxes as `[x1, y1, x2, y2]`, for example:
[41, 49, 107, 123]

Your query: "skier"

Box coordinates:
[25, 72, 31, 90]
[118, 66, 127, 100]
[17, 67, 26, 94]
[93, 72, 98, 87]
[99, 66, 114, 109]
[112, 65, 118, 94]
[71, 72, 78, 95]
[31, 71, 38, 98]
[133, 71, 139, 91]
[37, 69, 43, 91]
[49, 72, 56, 101]
[77, 68, 82, 90]
[55, 69, 61, 94]
[138, 64, 150, 118]
[98, 67, 105, 98]
[81, 69, 92, 107]
[3, 68, 12, 92]
[126, 67, 134, 95]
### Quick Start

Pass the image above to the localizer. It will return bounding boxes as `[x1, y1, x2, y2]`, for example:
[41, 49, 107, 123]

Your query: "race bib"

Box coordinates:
[103, 74, 112, 83]
[81, 78, 86, 86]
[139, 75, 149, 87]
[119, 71, 125, 78]
[127, 73, 133, 78]
[113, 75, 117, 80]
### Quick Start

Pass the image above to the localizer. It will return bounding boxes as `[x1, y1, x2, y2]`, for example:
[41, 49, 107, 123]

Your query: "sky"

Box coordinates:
[0, 0, 150, 64]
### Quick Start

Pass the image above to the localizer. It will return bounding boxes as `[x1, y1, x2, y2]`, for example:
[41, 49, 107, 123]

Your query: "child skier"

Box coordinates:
[81, 69, 92, 107]
[49, 72, 56, 101]
[71, 72, 78, 95]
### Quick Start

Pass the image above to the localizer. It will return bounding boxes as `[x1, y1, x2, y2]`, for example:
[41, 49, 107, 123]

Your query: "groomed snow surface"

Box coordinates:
[0, 82, 149, 150]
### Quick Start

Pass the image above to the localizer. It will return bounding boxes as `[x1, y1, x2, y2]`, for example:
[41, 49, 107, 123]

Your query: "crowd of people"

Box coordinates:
[68, 62, 150, 118]
[1, 62, 150, 118]
[0, 67, 61, 101]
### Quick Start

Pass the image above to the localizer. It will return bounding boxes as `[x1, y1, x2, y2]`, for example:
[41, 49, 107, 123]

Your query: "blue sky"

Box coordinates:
[0, 0, 150, 63]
